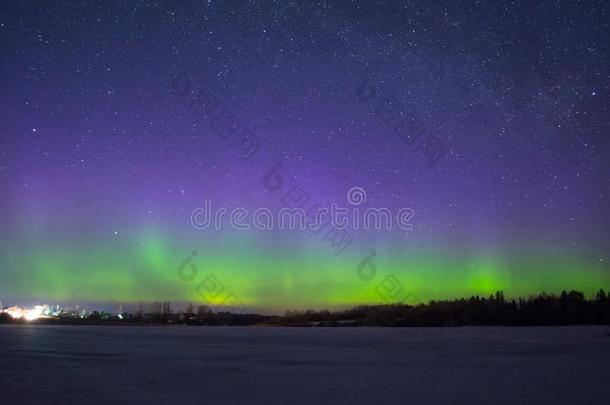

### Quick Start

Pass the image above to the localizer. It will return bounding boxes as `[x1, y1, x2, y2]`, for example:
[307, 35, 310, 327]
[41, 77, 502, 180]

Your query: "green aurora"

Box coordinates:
[1, 229, 608, 313]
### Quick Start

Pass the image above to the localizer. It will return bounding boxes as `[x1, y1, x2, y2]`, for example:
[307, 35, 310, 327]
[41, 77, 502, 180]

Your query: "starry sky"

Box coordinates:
[1, 1, 609, 313]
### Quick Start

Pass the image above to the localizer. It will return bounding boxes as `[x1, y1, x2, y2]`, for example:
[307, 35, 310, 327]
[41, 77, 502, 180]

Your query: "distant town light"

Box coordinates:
[2, 305, 49, 321]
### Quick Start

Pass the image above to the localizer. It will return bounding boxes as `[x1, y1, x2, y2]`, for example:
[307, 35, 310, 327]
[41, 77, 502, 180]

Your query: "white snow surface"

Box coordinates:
[1, 325, 609, 404]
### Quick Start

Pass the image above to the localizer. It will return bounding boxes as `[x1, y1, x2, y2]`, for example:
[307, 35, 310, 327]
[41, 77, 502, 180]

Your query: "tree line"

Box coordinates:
[2, 289, 610, 326]
[274, 289, 610, 326]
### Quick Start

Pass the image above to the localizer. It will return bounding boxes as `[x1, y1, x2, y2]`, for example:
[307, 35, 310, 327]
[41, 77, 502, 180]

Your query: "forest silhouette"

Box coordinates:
[4, 289, 609, 327]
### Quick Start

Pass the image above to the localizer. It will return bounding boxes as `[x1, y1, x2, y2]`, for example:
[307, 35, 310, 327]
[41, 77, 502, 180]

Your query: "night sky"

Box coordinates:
[1, 1, 609, 312]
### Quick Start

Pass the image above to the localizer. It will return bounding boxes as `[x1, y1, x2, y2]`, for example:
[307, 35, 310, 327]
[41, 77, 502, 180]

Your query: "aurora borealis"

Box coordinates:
[1, 1, 609, 313]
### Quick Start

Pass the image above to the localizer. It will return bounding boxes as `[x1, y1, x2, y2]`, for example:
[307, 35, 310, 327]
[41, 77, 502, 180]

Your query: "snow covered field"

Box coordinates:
[1, 325, 609, 404]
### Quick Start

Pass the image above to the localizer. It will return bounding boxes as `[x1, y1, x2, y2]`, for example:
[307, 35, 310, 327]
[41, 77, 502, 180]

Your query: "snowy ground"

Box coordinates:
[1, 325, 609, 404]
